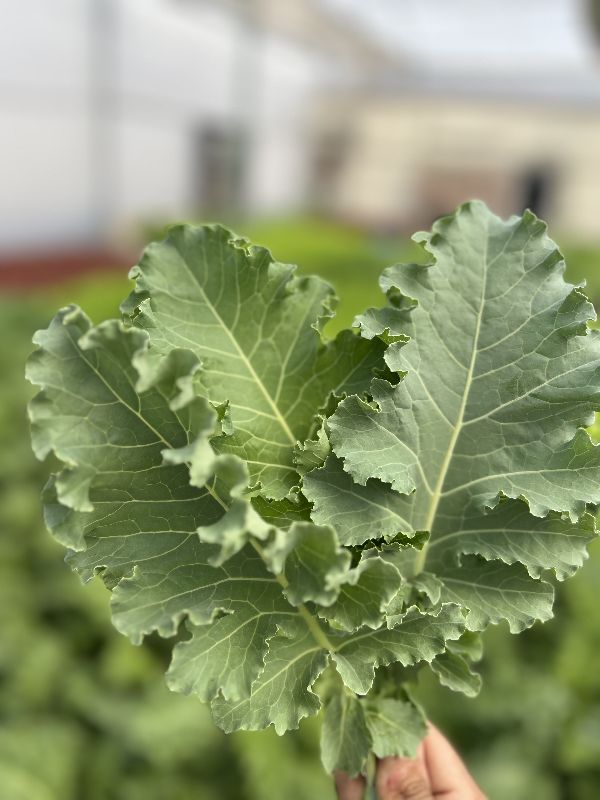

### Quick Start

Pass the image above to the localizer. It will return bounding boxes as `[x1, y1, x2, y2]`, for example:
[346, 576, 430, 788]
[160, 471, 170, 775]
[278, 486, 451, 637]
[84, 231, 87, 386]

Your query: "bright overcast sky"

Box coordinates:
[322, 0, 598, 73]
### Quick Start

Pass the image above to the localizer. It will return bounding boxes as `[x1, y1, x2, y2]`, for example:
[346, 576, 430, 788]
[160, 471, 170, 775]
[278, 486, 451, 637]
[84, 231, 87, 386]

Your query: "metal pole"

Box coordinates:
[88, 0, 118, 244]
[230, 0, 261, 217]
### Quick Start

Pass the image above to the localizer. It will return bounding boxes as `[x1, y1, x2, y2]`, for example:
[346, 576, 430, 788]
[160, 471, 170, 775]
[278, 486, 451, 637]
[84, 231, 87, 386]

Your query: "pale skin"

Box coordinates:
[334, 724, 486, 800]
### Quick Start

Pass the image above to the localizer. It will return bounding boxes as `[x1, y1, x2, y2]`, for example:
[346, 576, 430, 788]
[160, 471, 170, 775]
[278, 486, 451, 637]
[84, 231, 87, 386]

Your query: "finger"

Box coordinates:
[423, 724, 485, 798]
[376, 753, 433, 800]
[334, 771, 366, 800]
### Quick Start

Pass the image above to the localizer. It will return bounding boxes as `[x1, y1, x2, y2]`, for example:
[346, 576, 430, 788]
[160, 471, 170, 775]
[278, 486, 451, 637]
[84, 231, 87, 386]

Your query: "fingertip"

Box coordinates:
[423, 723, 484, 797]
[334, 770, 367, 800]
[376, 755, 432, 800]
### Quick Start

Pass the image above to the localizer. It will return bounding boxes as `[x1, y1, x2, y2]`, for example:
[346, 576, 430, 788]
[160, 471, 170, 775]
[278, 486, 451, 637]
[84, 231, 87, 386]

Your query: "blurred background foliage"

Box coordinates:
[1, 218, 599, 799]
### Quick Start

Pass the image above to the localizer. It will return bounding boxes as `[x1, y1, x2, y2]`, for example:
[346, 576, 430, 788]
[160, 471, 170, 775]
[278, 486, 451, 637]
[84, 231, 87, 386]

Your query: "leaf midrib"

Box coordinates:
[414, 228, 489, 574]
[183, 244, 298, 446]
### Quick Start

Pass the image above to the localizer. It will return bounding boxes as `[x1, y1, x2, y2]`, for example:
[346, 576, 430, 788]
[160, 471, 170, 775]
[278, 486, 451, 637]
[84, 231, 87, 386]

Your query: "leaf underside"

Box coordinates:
[28, 207, 599, 779]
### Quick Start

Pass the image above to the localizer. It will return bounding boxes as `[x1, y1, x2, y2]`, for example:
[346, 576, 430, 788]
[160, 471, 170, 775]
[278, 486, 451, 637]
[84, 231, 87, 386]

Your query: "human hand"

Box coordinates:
[334, 724, 486, 800]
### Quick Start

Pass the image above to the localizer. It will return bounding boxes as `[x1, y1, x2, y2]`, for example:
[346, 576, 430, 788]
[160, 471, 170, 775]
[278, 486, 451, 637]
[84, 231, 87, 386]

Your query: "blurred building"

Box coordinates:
[1, 0, 600, 272]
[0, 0, 387, 256]
[317, 0, 600, 239]
[319, 77, 600, 238]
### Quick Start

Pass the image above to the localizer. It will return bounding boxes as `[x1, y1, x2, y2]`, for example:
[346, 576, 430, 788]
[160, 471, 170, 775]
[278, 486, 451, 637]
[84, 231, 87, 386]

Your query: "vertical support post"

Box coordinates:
[88, 0, 118, 244]
[230, 0, 261, 217]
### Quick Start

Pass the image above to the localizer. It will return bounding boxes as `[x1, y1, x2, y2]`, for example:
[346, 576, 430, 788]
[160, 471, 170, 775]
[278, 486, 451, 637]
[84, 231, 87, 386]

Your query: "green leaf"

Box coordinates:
[26, 299, 413, 737]
[166, 604, 288, 703]
[303, 455, 415, 545]
[25, 307, 294, 706]
[378, 544, 553, 634]
[320, 690, 371, 776]
[375, 544, 443, 613]
[110, 544, 283, 643]
[446, 631, 483, 662]
[27, 309, 159, 514]
[329, 202, 600, 631]
[196, 497, 275, 566]
[123, 225, 384, 497]
[431, 651, 482, 697]
[331, 605, 465, 694]
[436, 557, 554, 633]
[294, 419, 330, 476]
[27, 308, 225, 563]
[429, 499, 597, 581]
[250, 493, 313, 527]
[364, 696, 427, 759]
[263, 522, 351, 606]
[338, 201, 600, 517]
[211, 603, 464, 736]
[211, 618, 330, 735]
[28, 207, 600, 770]
[319, 555, 402, 631]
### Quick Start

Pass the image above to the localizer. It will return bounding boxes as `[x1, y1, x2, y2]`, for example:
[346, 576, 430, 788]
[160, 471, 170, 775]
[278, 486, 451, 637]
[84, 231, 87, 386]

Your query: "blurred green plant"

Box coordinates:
[2, 217, 600, 799]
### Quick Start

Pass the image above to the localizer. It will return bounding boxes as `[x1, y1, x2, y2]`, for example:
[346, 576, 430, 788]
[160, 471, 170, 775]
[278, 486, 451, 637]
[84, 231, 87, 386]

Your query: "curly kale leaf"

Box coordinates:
[306, 202, 599, 636]
[28, 209, 599, 780]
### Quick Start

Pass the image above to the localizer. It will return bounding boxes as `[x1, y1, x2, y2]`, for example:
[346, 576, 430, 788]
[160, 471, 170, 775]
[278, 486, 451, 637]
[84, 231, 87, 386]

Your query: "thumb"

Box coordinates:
[376, 755, 433, 800]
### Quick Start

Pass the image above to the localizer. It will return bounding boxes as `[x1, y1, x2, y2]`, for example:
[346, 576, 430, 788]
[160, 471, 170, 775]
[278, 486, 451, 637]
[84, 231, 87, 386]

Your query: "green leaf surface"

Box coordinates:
[211, 618, 330, 735]
[250, 493, 313, 527]
[28, 287, 447, 741]
[331, 605, 465, 694]
[196, 497, 275, 566]
[27, 308, 226, 562]
[435, 557, 554, 633]
[294, 420, 331, 476]
[110, 544, 283, 643]
[431, 651, 482, 697]
[328, 202, 599, 631]
[319, 556, 402, 631]
[364, 696, 427, 759]
[123, 225, 383, 497]
[446, 631, 483, 662]
[166, 604, 288, 703]
[28, 208, 600, 776]
[334, 202, 600, 516]
[428, 500, 597, 581]
[303, 455, 414, 545]
[320, 691, 371, 776]
[263, 522, 351, 606]
[375, 544, 443, 611]
[27, 309, 278, 654]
